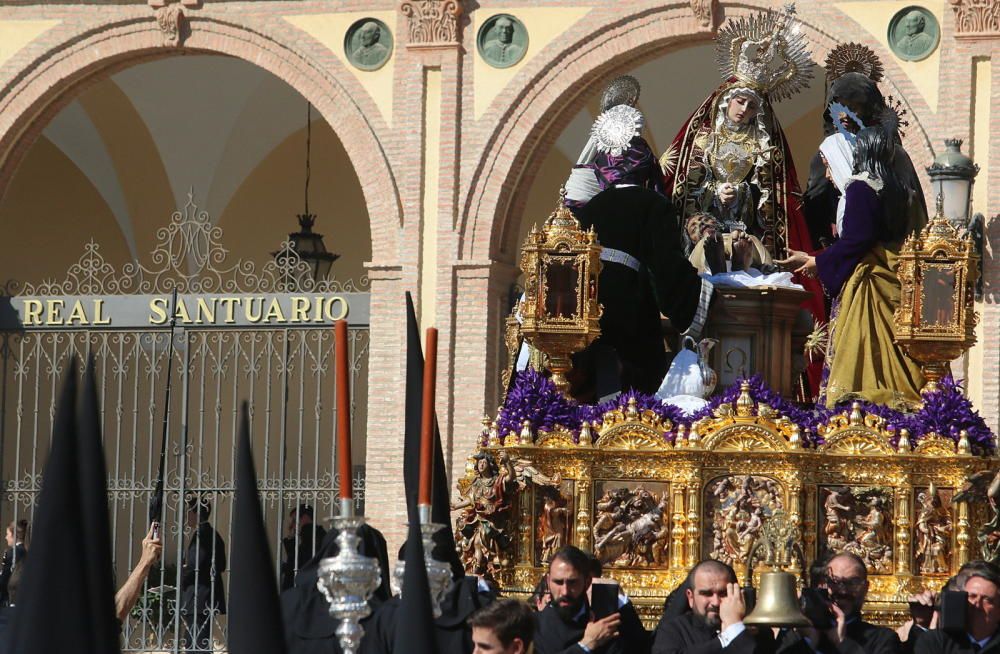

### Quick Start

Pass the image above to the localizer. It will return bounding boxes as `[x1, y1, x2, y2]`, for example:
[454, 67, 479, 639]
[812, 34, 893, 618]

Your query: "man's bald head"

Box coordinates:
[828, 552, 867, 580]
[691, 560, 737, 584]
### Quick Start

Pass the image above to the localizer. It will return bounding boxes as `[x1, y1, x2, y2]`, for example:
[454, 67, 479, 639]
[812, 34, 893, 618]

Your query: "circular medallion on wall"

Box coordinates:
[345, 18, 393, 71]
[477, 14, 528, 69]
[887, 6, 939, 62]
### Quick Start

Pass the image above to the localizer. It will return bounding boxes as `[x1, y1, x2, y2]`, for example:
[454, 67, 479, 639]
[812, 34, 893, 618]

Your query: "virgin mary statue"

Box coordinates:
[661, 5, 827, 395]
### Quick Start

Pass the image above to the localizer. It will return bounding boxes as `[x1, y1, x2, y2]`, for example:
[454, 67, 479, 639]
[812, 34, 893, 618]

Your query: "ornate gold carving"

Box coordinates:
[535, 428, 576, 449]
[519, 420, 534, 445]
[701, 426, 787, 452]
[803, 485, 817, 564]
[915, 485, 952, 574]
[453, 451, 517, 577]
[575, 477, 593, 552]
[518, 193, 603, 394]
[914, 434, 957, 456]
[949, 0, 1000, 39]
[592, 485, 671, 567]
[671, 484, 687, 569]
[895, 198, 980, 391]
[686, 485, 701, 568]
[538, 483, 573, 565]
[895, 488, 912, 575]
[400, 0, 464, 47]
[462, 401, 992, 623]
[705, 475, 783, 573]
[595, 429, 670, 451]
[821, 432, 897, 455]
[519, 490, 533, 565]
[956, 499, 971, 566]
[817, 404, 898, 455]
[820, 486, 895, 573]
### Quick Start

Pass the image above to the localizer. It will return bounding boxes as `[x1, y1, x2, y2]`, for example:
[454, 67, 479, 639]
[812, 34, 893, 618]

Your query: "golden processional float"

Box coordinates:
[451, 161, 998, 627]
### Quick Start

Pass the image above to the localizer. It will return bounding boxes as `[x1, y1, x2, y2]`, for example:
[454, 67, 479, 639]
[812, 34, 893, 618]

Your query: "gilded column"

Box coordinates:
[895, 486, 912, 575]
[787, 482, 802, 574]
[671, 483, 688, 569]
[518, 490, 533, 565]
[956, 500, 971, 567]
[685, 484, 701, 568]
[575, 473, 593, 552]
[803, 483, 817, 567]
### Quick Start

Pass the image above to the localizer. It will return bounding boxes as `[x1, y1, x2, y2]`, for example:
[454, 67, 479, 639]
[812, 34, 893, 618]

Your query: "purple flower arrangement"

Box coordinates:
[496, 369, 995, 454]
[496, 369, 580, 440]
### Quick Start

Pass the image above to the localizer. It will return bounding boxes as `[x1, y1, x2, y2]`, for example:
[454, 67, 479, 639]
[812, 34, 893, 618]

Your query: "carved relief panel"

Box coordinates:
[534, 479, 575, 566]
[819, 486, 895, 573]
[913, 486, 954, 575]
[703, 475, 784, 571]
[592, 480, 671, 568]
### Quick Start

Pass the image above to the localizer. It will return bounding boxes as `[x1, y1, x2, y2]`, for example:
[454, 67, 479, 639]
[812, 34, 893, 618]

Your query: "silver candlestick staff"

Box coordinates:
[391, 505, 454, 618]
[317, 501, 383, 654]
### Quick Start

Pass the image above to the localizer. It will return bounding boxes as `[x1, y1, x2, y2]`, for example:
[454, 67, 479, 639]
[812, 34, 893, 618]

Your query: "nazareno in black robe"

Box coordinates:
[280, 523, 392, 654]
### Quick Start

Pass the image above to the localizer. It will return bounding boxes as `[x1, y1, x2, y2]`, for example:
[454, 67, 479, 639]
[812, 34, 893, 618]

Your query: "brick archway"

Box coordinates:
[460, 2, 937, 264]
[0, 15, 402, 260]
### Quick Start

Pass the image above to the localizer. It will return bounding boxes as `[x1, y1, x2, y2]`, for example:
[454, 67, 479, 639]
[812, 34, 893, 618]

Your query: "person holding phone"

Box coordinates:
[789, 552, 899, 653]
[914, 562, 1000, 653]
[532, 545, 649, 654]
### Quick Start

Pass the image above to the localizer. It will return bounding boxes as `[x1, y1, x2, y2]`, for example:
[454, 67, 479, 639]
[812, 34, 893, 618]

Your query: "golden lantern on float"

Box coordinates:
[894, 194, 980, 393]
[518, 189, 603, 396]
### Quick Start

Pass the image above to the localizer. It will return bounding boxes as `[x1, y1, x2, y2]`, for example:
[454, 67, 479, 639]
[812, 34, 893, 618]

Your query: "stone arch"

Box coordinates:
[461, 2, 937, 263]
[0, 14, 402, 260]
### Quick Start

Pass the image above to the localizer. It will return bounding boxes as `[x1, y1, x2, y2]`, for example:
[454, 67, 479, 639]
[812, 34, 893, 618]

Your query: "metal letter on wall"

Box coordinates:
[0, 193, 370, 653]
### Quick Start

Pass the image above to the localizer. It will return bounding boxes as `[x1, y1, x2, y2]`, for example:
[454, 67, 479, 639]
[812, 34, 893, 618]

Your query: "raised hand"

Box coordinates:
[719, 582, 746, 631]
[581, 612, 622, 650]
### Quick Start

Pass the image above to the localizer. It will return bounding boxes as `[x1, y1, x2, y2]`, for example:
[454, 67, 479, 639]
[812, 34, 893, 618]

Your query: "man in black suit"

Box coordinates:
[915, 562, 1000, 653]
[533, 545, 649, 654]
[802, 552, 900, 654]
[180, 495, 226, 653]
[652, 560, 783, 653]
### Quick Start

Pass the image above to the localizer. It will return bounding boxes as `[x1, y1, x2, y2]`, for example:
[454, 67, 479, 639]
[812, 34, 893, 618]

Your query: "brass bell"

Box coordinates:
[743, 570, 811, 628]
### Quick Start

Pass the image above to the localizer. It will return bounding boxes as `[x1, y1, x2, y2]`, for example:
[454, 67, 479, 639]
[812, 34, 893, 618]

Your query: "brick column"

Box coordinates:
[362, 264, 407, 548]
[448, 261, 517, 488]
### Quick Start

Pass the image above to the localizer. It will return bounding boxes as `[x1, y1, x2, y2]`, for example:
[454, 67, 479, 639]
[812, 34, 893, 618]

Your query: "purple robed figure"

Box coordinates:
[815, 180, 881, 297]
[782, 127, 925, 408]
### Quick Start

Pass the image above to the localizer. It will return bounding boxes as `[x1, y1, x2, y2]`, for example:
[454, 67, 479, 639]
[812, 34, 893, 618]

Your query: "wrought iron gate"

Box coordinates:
[0, 194, 370, 652]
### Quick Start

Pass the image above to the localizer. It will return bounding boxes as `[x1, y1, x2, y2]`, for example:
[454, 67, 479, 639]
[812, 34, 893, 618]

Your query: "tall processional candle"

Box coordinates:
[335, 319, 353, 515]
[418, 327, 438, 519]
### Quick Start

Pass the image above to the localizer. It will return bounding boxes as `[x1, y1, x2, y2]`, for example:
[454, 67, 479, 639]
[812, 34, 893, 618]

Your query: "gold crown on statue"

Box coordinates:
[716, 3, 814, 102]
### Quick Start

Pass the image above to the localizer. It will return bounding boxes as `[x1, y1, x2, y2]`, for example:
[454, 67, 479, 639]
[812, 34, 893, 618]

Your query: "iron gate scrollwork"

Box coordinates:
[0, 192, 370, 653]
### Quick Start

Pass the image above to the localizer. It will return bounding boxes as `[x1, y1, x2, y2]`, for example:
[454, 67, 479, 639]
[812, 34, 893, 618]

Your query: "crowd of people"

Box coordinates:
[458, 548, 1000, 654]
[5, 498, 1000, 654]
[259, 516, 1000, 654]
